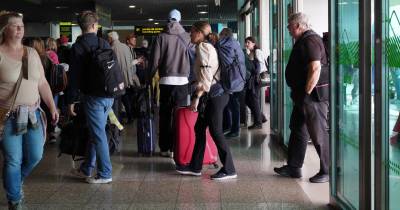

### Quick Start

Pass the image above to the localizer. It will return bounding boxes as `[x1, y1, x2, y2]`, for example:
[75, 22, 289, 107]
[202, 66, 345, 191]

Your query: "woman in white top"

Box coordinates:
[175, 21, 237, 180]
[244, 36, 267, 129]
[0, 11, 58, 210]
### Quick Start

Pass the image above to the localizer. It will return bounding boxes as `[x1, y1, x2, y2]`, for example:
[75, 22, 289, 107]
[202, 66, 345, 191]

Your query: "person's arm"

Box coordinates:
[305, 60, 321, 95]
[34, 50, 59, 124]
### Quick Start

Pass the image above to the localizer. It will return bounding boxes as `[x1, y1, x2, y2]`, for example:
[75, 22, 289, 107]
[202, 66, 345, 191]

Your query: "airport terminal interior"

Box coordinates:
[0, 0, 399, 209]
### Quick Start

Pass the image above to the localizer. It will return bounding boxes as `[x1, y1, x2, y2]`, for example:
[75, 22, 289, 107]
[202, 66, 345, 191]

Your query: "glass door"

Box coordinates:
[270, 0, 279, 134]
[282, 0, 294, 146]
[378, 0, 400, 209]
[332, 0, 361, 208]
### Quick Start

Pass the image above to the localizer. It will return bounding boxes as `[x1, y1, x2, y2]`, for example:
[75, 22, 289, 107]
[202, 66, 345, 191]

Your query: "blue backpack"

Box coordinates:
[216, 37, 246, 94]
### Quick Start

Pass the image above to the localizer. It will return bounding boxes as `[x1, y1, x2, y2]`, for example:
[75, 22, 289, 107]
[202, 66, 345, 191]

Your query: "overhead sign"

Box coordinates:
[59, 22, 72, 41]
[135, 26, 164, 36]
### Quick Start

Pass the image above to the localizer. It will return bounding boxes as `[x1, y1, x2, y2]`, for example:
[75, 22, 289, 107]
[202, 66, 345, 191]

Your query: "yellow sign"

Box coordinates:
[135, 26, 164, 35]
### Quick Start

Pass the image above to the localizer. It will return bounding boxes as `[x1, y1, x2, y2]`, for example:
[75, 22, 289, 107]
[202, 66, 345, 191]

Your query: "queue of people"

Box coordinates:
[0, 9, 330, 210]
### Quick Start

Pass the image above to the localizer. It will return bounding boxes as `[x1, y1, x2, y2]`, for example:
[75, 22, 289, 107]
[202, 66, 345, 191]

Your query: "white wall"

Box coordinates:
[300, 0, 329, 36]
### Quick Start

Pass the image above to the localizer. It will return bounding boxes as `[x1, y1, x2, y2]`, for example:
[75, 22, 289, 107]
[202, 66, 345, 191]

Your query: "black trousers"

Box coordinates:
[159, 84, 189, 152]
[245, 87, 262, 125]
[190, 93, 236, 174]
[121, 88, 138, 121]
[287, 98, 330, 174]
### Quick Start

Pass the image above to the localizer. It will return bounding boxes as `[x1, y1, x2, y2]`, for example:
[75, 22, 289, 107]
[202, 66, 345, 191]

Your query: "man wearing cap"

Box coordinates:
[149, 9, 191, 157]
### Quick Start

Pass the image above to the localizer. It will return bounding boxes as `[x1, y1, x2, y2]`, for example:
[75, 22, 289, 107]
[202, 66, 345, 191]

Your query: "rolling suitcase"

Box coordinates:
[136, 85, 156, 156]
[174, 107, 218, 167]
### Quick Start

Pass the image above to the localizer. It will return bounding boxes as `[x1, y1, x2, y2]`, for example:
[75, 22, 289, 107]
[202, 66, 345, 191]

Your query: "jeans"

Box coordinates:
[287, 97, 330, 174]
[190, 93, 236, 174]
[80, 96, 114, 179]
[1, 110, 44, 203]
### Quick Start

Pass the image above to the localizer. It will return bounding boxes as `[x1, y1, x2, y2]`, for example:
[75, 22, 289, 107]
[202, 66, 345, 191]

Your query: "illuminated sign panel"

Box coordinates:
[135, 26, 164, 35]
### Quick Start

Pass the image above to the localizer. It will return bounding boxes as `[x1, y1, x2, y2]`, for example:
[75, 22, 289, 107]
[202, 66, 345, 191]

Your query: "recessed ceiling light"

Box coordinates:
[154, 22, 159, 25]
[197, 4, 208, 8]
[198, 11, 208, 14]
[55, 6, 68, 9]
[129, 5, 136, 8]
[148, 18, 154, 21]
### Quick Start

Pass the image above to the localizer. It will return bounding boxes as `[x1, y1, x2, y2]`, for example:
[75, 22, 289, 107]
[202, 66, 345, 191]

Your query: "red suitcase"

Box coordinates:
[174, 107, 218, 166]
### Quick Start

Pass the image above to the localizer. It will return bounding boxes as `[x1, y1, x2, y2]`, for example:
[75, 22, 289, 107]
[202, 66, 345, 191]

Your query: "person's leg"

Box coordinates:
[83, 96, 114, 179]
[247, 88, 262, 126]
[305, 101, 330, 175]
[240, 90, 247, 125]
[287, 104, 309, 169]
[1, 116, 24, 203]
[230, 92, 241, 133]
[223, 106, 232, 132]
[21, 110, 44, 180]
[188, 106, 208, 172]
[207, 94, 236, 174]
[158, 85, 173, 153]
[170, 85, 190, 152]
[121, 88, 133, 123]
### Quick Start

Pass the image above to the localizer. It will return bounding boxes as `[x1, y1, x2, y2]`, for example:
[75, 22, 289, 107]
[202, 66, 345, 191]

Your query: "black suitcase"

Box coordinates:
[136, 85, 156, 156]
[59, 104, 90, 160]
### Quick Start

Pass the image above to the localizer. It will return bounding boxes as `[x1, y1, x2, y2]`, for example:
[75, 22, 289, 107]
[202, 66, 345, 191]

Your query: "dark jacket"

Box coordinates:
[149, 21, 191, 80]
[66, 33, 111, 104]
[58, 45, 71, 64]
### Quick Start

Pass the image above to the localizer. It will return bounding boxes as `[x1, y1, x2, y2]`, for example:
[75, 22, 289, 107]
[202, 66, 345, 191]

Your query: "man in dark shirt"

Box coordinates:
[274, 13, 330, 183]
[67, 11, 114, 184]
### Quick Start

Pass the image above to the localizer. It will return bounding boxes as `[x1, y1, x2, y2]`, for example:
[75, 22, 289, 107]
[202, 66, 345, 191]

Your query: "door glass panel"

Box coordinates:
[270, 0, 279, 133]
[283, 0, 293, 146]
[385, 1, 400, 209]
[336, 0, 360, 208]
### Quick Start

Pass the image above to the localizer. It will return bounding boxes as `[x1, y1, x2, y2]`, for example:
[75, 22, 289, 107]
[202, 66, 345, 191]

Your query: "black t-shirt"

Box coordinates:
[285, 30, 327, 101]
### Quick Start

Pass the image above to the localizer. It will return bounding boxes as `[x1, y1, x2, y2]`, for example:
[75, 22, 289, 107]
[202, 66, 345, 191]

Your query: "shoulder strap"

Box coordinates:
[9, 47, 28, 111]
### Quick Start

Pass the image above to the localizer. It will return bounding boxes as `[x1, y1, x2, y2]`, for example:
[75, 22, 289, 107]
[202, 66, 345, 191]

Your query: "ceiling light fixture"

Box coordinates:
[198, 11, 208, 14]
[55, 6, 68, 9]
[197, 4, 208, 8]
[148, 18, 154, 21]
[129, 5, 136, 8]
[154, 22, 159, 25]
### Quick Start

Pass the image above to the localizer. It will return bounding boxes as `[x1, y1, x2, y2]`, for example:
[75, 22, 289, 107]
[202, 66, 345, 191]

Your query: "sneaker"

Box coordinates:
[48, 136, 57, 144]
[70, 168, 90, 178]
[54, 126, 62, 133]
[160, 151, 170, 157]
[210, 170, 237, 180]
[225, 132, 239, 138]
[309, 172, 329, 183]
[248, 124, 262, 130]
[86, 176, 112, 184]
[8, 201, 22, 210]
[273, 165, 302, 178]
[176, 165, 201, 176]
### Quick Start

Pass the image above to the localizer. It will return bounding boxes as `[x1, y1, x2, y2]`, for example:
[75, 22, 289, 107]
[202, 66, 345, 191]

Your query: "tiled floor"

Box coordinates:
[0, 108, 331, 210]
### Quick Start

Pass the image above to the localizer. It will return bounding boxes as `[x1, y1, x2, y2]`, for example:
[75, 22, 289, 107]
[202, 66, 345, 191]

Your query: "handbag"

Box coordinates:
[0, 47, 28, 139]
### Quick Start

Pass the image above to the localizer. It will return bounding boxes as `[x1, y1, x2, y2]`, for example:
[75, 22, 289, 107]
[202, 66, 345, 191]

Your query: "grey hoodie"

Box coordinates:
[149, 21, 191, 83]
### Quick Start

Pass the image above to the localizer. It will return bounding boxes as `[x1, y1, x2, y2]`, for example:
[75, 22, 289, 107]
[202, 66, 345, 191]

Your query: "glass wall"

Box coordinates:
[383, 1, 400, 209]
[333, 0, 360, 208]
[270, 0, 279, 134]
[282, 0, 294, 145]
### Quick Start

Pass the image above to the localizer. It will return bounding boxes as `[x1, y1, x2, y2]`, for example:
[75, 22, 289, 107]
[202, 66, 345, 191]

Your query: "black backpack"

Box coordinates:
[81, 38, 125, 97]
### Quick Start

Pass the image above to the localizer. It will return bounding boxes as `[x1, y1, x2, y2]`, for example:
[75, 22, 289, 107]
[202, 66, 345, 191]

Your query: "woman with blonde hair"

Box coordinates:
[0, 11, 58, 210]
[45, 37, 59, 64]
[176, 21, 237, 180]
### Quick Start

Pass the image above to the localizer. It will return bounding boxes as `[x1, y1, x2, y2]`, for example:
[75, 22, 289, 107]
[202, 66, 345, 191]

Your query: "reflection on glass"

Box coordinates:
[386, 2, 400, 209]
[283, 0, 294, 146]
[336, 0, 360, 208]
[270, 0, 279, 133]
